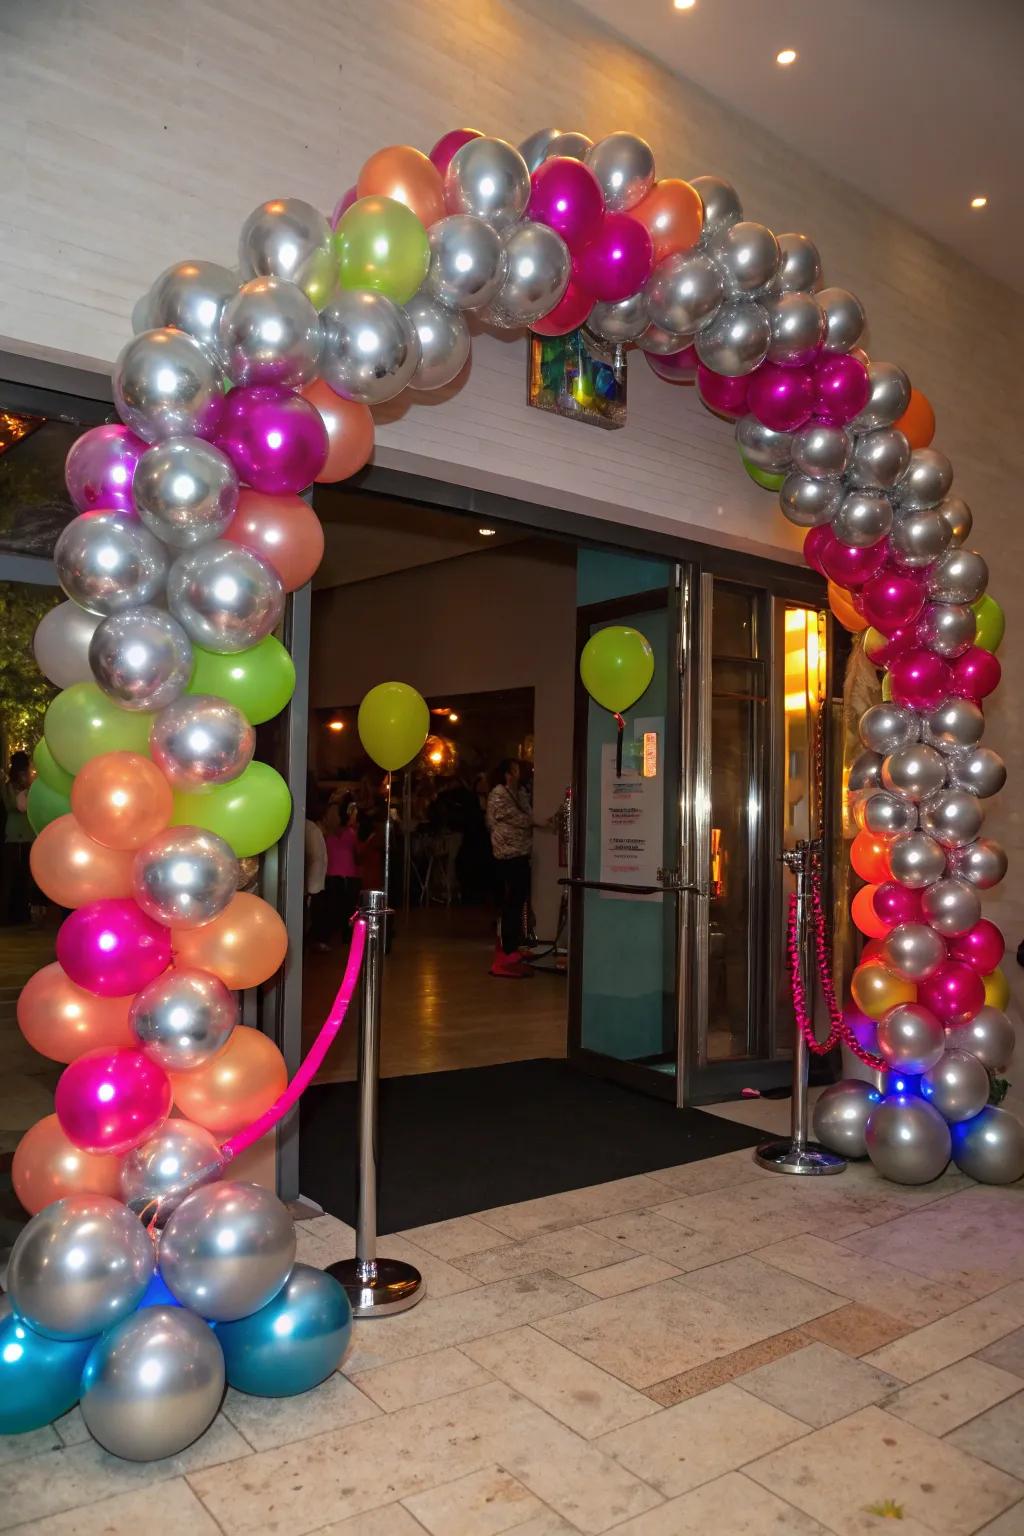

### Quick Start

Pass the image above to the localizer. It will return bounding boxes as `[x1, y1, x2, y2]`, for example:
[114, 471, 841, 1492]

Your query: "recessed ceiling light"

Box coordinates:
[478, 526, 497, 536]
[327, 720, 344, 732]
[673, 0, 696, 10]
[970, 195, 988, 210]
[776, 48, 798, 65]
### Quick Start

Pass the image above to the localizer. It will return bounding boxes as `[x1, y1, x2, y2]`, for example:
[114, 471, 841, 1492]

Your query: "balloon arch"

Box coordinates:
[4, 125, 1020, 1454]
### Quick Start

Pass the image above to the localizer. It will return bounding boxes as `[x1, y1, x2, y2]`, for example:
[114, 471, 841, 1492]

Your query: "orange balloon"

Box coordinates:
[71, 751, 173, 850]
[851, 961, 916, 1019]
[828, 581, 868, 633]
[302, 379, 374, 483]
[13, 1113, 124, 1215]
[631, 178, 703, 264]
[850, 829, 891, 884]
[171, 892, 288, 989]
[893, 387, 935, 449]
[18, 962, 135, 1062]
[224, 488, 325, 593]
[170, 1025, 288, 1138]
[357, 144, 445, 228]
[852, 884, 890, 939]
[30, 814, 135, 907]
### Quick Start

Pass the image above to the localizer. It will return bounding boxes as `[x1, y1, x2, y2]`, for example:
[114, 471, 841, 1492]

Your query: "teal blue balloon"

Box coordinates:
[215, 1263, 351, 1397]
[0, 1297, 96, 1434]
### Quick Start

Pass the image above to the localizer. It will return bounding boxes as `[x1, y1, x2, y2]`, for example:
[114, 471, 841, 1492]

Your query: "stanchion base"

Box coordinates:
[754, 1139, 847, 1176]
[327, 1257, 425, 1317]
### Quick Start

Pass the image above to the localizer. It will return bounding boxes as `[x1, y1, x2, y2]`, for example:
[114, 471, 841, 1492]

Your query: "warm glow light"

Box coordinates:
[428, 749, 443, 765]
[776, 48, 798, 65]
[970, 195, 988, 210]
[478, 527, 497, 537]
[448, 712, 459, 723]
[673, 0, 696, 8]
[327, 720, 344, 732]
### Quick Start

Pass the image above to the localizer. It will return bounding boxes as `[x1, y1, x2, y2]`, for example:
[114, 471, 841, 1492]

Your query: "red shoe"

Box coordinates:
[489, 944, 532, 978]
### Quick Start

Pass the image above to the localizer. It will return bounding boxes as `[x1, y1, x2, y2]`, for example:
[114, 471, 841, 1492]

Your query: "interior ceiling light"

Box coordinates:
[776, 48, 798, 66]
[326, 720, 344, 732]
[970, 195, 988, 210]
[478, 526, 497, 536]
[448, 711, 460, 723]
[673, 0, 696, 10]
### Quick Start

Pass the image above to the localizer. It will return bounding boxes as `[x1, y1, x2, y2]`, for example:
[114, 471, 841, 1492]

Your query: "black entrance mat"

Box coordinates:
[298, 1058, 768, 1232]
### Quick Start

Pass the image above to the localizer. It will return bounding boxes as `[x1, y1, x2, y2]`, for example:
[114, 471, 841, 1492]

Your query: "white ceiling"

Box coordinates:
[574, 0, 1023, 291]
[311, 490, 523, 590]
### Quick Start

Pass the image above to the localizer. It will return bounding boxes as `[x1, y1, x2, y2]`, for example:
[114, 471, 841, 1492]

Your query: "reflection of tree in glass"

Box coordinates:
[0, 419, 83, 556]
[0, 581, 61, 760]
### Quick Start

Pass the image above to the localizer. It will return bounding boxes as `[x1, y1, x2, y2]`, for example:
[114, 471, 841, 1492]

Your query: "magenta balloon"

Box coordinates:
[818, 532, 888, 588]
[950, 646, 1001, 702]
[918, 961, 986, 1026]
[573, 213, 653, 303]
[528, 158, 605, 254]
[696, 364, 749, 420]
[860, 569, 928, 632]
[65, 424, 147, 515]
[330, 185, 357, 229]
[55, 1046, 172, 1154]
[889, 649, 953, 711]
[949, 919, 1005, 975]
[56, 899, 172, 998]
[530, 279, 593, 337]
[813, 354, 871, 426]
[747, 362, 815, 432]
[875, 882, 924, 928]
[645, 343, 698, 383]
[428, 128, 482, 177]
[803, 523, 831, 576]
[217, 386, 329, 494]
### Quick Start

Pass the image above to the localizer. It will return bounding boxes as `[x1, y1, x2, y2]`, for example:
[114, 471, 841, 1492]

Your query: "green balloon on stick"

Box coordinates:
[580, 625, 655, 776]
[972, 594, 1004, 654]
[33, 738, 74, 796]
[188, 638, 296, 725]
[357, 682, 429, 772]
[44, 683, 153, 775]
[170, 760, 292, 857]
[27, 776, 70, 834]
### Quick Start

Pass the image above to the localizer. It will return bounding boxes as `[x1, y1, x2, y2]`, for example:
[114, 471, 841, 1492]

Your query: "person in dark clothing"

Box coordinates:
[0, 751, 34, 925]
[485, 758, 536, 978]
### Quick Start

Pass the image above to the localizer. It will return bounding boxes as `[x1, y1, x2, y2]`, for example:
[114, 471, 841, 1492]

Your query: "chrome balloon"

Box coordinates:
[694, 299, 770, 377]
[952, 1007, 1016, 1074]
[543, 131, 593, 162]
[858, 790, 917, 836]
[645, 251, 725, 335]
[919, 788, 984, 848]
[816, 287, 866, 353]
[881, 743, 947, 802]
[238, 196, 336, 308]
[937, 494, 973, 547]
[710, 221, 779, 296]
[850, 361, 911, 431]
[876, 1003, 946, 1073]
[587, 293, 650, 345]
[33, 600, 102, 689]
[897, 448, 953, 511]
[859, 703, 920, 756]
[888, 831, 947, 889]
[924, 698, 984, 755]
[791, 423, 852, 479]
[921, 877, 982, 936]
[486, 222, 571, 328]
[952, 1106, 1024, 1185]
[319, 289, 421, 405]
[130, 965, 238, 1072]
[640, 322, 692, 355]
[585, 132, 655, 212]
[921, 1049, 991, 1123]
[444, 136, 530, 234]
[832, 490, 892, 548]
[137, 260, 237, 354]
[848, 749, 884, 792]
[89, 606, 193, 712]
[134, 436, 239, 549]
[736, 417, 793, 473]
[121, 1120, 225, 1225]
[772, 232, 821, 294]
[847, 429, 911, 491]
[425, 215, 508, 311]
[518, 127, 565, 172]
[765, 292, 825, 366]
[159, 1180, 296, 1322]
[881, 924, 947, 982]
[7, 1195, 154, 1341]
[406, 291, 470, 389]
[949, 746, 1007, 799]
[217, 275, 322, 389]
[692, 176, 743, 242]
[167, 540, 284, 654]
[132, 826, 239, 929]
[917, 602, 976, 659]
[927, 548, 988, 605]
[55, 512, 168, 616]
[947, 837, 1007, 889]
[812, 1078, 877, 1158]
[150, 693, 256, 788]
[889, 508, 953, 569]
[865, 1095, 951, 1184]
[113, 328, 224, 443]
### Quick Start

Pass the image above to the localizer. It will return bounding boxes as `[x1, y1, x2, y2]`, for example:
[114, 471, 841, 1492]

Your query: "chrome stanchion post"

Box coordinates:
[327, 890, 424, 1315]
[756, 840, 846, 1176]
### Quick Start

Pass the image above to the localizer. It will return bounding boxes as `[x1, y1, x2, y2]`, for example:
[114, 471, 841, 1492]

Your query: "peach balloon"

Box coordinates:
[851, 961, 916, 1020]
[169, 1025, 288, 1138]
[224, 488, 325, 593]
[171, 892, 288, 989]
[828, 581, 868, 633]
[631, 178, 703, 264]
[30, 814, 135, 908]
[12, 1113, 124, 1215]
[301, 379, 374, 483]
[893, 387, 936, 449]
[851, 884, 889, 939]
[18, 962, 135, 1063]
[357, 144, 445, 228]
[71, 751, 173, 850]
[850, 830, 891, 884]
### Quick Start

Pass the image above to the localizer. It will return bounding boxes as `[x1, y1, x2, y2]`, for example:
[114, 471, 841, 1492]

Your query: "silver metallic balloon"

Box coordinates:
[80, 1306, 224, 1462]
[640, 322, 692, 355]
[924, 698, 984, 758]
[132, 826, 239, 929]
[543, 131, 593, 162]
[585, 132, 655, 212]
[238, 196, 336, 308]
[765, 292, 825, 366]
[692, 176, 743, 242]
[850, 362, 911, 432]
[772, 232, 821, 294]
[710, 221, 779, 296]
[927, 547, 988, 606]
[134, 436, 240, 549]
[645, 251, 725, 334]
[89, 606, 193, 712]
[881, 743, 947, 802]
[138, 260, 238, 354]
[486, 221, 571, 328]
[848, 429, 911, 492]
[217, 275, 322, 389]
[791, 423, 852, 480]
[877, 1003, 946, 1073]
[889, 509, 953, 569]
[937, 494, 973, 548]
[949, 746, 1006, 799]
[816, 287, 866, 353]
[444, 136, 530, 234]
[947, 837, 1007, 889]
[778, 475, 845, 529]
[920, 877, 982, 936]
[319, 289, 421, 405]
[812, 1078, 878, 1158]
[952, 1106, 1024, 1185]
[694, 299, 769, 377]
[518, 127, 565, 172]
[881, 924, 947, 982]
[952, 1007, 1016, 1074]
[33, 600, 102, 689]
[917, 602, 975, 660]
[849, 749, 884, 792]
[7, 1195, 154, 1341]
[888, 831, 947, 889]
[425, 214, 508, 311]
[130, 965, 237, 1071]
[588, 292, 650, 345]
[159, 1180, 296, 1322]
[858, 790, 917, 836]
[859, 703, 920, 756]
[149, 693, 256, 788]
[736, 417, 793, 472]
[833, 489, 893, 548]
[919, 788, 984, 848]
[405, 291, 470, 389]
[167, 541, 284, 654]
[55, 512, 168, 616]
[921, 1049, 991, 1123]
[121, 1119, 226, 1225]
[113, 328, 224, 444]
[897, 448, 953, 511]
[865, 1095, 951, 1184]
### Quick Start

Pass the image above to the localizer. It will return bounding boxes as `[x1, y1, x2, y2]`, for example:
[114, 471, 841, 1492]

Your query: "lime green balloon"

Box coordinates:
[580, 626, 655, 715]
[44, 683, 154, 775]
[741, 454, 785, 491]
[335, 196, 430, 305]
[357, 682, 429, 772]
[27, 776, 70, 834]
[33, 738, 74, 796]
[881, 671, 893, 701]
[170, 760, 292, 858]
[187, 639, 295, 725]
[972, 594, 1004, 654]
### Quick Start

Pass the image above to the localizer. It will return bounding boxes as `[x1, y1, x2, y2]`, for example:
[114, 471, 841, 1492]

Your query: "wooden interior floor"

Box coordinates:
[302, 905, 568, 1084]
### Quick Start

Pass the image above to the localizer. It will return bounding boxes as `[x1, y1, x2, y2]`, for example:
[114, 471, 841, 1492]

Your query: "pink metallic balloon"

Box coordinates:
[817, 531, 889, 588]
[950, 646, 1001, 702]
[528, 157, 605, 254]
[56, 899, 172, 998]
[530, 280, 593, 338]
[573, 214, 653, 303]
[813, 353, 871, 426]
[803, 523, 831, 575]
[428, 128, 482, 178]
[889, 649, 953, 711]
[55, 1046, 172, 1154]
[918, 960, 986, 1026]
[330, 186, 357, 229]
[747, 362, 815, 432]
[65, 424, 147, 515]
[696, 364, 749, 420]
[217, 386, 329, 495]
[645, 343, 698, 383]
[860, 569, 928, 632]
[874, 882, 924, 929]
[949, 919, 1005, 975]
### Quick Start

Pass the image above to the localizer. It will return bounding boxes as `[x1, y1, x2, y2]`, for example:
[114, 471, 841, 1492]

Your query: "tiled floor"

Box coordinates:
[3, 1146, 1024, 1535]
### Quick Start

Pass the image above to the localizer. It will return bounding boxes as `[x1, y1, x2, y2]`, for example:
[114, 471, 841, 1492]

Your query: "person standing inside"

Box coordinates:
[0, 751, 34, 926]
[325, 798, 360, 942]
[485, 758, 536, 979]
